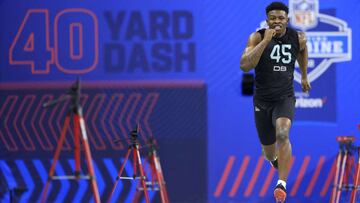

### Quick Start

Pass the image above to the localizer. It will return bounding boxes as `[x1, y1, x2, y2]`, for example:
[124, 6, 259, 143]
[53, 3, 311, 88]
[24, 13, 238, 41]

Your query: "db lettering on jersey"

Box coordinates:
[273, 66, 287, 71]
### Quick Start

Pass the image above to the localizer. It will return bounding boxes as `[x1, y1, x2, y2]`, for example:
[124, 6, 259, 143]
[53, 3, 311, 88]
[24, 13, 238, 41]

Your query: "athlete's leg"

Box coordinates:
[253, 99, 277, 162]
[272, 97, 295, 202]
[262, 143, 276, 161]
[275, 117, 292, 182]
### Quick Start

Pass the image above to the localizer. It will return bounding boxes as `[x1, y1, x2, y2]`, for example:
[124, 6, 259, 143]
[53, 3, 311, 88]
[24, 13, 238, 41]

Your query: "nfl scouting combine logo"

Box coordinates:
[289, 0, 352, 84]
[290, 0, 351, 120]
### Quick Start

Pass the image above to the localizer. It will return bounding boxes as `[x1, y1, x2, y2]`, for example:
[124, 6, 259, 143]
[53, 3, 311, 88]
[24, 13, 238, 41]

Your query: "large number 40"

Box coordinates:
[270, 44, 291, 64]
[9, 9, 99, 74]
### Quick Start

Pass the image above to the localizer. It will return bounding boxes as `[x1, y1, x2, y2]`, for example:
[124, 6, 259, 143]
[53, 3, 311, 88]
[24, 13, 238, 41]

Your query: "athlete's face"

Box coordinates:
[266, 10, 288, 37]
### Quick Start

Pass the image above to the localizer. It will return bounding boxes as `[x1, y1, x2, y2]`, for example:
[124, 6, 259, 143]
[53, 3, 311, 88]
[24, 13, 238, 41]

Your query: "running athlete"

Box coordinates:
[240, 2, 311, 202]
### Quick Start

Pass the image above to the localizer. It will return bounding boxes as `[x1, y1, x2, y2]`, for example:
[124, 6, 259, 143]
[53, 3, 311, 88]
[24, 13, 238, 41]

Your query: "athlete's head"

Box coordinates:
[266, 2, 289, 37]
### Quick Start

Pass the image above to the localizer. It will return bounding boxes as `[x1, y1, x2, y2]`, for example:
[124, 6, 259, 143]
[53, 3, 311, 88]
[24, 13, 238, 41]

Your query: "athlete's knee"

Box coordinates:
[276, 128, 289, 144]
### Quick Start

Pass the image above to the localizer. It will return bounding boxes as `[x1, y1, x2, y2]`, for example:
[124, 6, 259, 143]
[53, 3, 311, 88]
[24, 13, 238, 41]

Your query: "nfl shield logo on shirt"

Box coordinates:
[289, 0, 319, 30]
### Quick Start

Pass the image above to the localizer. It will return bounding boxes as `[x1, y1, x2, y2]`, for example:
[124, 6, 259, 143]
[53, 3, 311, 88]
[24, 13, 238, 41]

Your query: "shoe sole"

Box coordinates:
[274, 188, 286, 203]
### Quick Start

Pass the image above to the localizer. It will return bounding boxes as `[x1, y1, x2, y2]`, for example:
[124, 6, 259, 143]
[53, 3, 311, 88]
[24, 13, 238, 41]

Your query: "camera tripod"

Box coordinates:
[331, 135, 360, 203]
[40, 78, 100, 203]
[107, 125, 150, 203]
[133, 137, 169, 203]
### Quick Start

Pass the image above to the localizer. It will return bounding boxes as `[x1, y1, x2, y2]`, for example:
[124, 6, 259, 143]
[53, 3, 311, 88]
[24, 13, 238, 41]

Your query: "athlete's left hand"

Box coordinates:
[301, 77, 311, 92]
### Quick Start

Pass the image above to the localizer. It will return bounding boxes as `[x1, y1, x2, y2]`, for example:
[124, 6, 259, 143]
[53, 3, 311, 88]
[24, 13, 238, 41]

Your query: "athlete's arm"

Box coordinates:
[297, 31, 311, 92]
[240, 29, 275, 72]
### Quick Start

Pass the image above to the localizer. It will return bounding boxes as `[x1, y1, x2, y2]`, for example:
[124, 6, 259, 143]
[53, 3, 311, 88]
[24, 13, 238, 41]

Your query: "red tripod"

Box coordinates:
[107, 126, 150, 203]
[133, 138, 169, 203]
[40, 79, 100, 203]
[350, 146, 360, 203]
[331, 136, 360, 203]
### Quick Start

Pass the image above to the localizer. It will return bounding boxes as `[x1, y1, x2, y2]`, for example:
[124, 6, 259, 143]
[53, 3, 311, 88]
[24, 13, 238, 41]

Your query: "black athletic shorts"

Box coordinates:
[253, 96, 296, 146]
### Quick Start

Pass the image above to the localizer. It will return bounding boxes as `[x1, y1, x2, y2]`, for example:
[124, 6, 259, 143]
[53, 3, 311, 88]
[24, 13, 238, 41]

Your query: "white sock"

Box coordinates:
[277, 180, 287, 189]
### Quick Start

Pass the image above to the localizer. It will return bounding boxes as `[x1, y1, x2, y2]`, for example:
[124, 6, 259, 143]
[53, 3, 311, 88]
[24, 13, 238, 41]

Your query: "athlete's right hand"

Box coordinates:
[264, 29, 276, 42]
